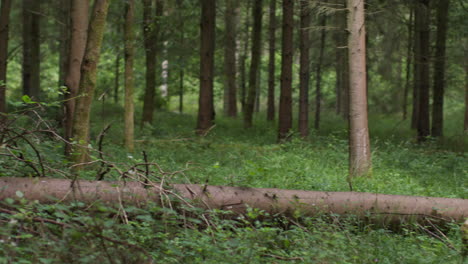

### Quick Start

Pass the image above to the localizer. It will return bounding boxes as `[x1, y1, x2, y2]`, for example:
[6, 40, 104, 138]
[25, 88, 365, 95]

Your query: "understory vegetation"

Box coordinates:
[0, 105, 466, 263]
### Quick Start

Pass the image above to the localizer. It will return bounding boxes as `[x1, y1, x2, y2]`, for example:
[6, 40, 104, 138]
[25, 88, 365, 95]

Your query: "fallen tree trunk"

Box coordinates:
[0, 177, 467, 224]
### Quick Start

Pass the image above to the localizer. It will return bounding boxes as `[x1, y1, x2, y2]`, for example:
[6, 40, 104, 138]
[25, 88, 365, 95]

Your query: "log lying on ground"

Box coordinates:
[0, 177, 467, 224]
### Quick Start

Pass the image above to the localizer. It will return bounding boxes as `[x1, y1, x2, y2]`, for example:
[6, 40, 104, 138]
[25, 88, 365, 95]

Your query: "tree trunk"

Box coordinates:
[403, 8, 413, 120]
[266, 0, 277, 122]
[197, 0, 216, 135]
[278, 0, 294, 141]
[58, 0, 71, 89]
[464, 59, 468, 133]
[1, 177, 467, 224]
[347, 0, 371, 178]
[113, 54, 120, 104]
[239, 2, 251, 112]
[243, 0, 263, 128]
[64, 0, 89, 157]
[22, 0, 40, 100]
[411, 3, 420, 130]
[335, 0, 349, 120]
[298, 0, 310, 137]
[179, 70, 184, 113]
[124, 0, 135, 153]
[141, 0, 163, 125]
[0, 0, 12, 114]
[223, 0, 239, 118]
[431, 0, 449, 138]
[314, 14, 327, 131]
[71, 0, 110, 167]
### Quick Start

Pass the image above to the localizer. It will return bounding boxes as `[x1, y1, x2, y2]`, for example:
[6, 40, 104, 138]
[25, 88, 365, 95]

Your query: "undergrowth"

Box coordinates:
[0, 105, 467, 263]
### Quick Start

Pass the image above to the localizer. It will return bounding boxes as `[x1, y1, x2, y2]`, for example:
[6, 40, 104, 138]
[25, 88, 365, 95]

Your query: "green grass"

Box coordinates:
[0, 104, 467, 263]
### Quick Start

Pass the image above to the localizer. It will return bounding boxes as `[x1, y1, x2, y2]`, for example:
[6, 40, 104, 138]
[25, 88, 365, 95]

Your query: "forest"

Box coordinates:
[0, 0, 467, 263]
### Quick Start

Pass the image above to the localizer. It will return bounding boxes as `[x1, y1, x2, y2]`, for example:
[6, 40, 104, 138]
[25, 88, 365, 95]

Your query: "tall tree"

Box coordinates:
[243, 0, 263, 128]
[266, 0, 277, 121]
[22, 0, 41, 100]
[142, 0, 163, 125]
[223, 0, 239, 117]
[347, 0, 371, 177]
[402, 8, 413, 120]
[298, 0, 310, 137]
[415, 0, 431, 142]
[278, 0, 294, 141]
[334, 0, 349, 119]
[197, 0, 216, 134]
[64, 0, 89, 156]
[71, 0, 110, 166]
[239, 2, 251, 111]
[0, 0, 12, 114]
[58, 0, 71, 89]
[124, 0, 135, 152]
[314, 10, 327, 130]
[431, 0, 450, 137]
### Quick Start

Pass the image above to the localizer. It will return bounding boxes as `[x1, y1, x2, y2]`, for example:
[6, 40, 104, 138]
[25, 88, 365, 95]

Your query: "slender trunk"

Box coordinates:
[416, 0, 430, 142]
[142, 0, 163, 125]
[278, 0, 294, 141]
[196, 0, 216, 134]
[243, 0, 263, 128]
[223, 0, 239, 117]
[403, 8, 413, 120]
[314, 15, 327, 130]
[339, 0, 349, 120]
[124, 0, 135, 152]
[333, 3, 342, 115]
[239, 2, 251, 112]
[71, 0, 110, 167]
[113, 54, 120, 104]
[411, 2, 421, 130]
[179, 70, 184, 113]
[22, 0, 40, 100]
[298, 0, 311, 137]
[348, 0, 371, 177]
[64, 0, 89, 157]
[267, 0, 277, 121]
[431, 0, 449, 137]
[0, 0, 12, 114]
[58, 0, 71, 89]
[464, 56, 468, 133]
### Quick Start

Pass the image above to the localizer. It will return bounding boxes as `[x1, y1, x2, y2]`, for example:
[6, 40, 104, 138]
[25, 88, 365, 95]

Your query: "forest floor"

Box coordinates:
[0, 104, 467, 263]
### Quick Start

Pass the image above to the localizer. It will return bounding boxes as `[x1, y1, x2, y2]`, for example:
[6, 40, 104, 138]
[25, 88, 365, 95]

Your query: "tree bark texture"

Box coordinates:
[347, 0, 371, 177]
[334, 0, 349, 120]
[0, 0, 12, 114]
[298, 0, 310, 137]
[278, 0, 294, 141]
[266, 0, 277, 122]
[142, 0, 163, 125]
[464, 57, 468, 133]
[113, 54, 120, 104]
[415, 0, 430, 142]
[239, 2, 251, 112]
[243, 0, 263, 128]
[58, 0, 71, 88]
[431, 0, 449, 138]
[0, 177, 467, 224]
[314, 14, 327, 131]
[71, 0, 110, 166]
[223, 0, 239, 118]
[64, 0, 89, 157]
[124, 0, 135, 152]
[22, 0, 41, 100]
[197, 0, 216, 134]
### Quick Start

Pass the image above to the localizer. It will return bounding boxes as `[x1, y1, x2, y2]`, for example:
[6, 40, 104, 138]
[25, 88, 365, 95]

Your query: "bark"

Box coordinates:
[124, 0, 135, 152]
[223, 0, 239, 117]
[464, 59, 468, 133]
[71, 0, 110, 167]
[347, 0, 371, 177]
[314, 14, 327, 131]
[243, 0, 263, 128]
[239, 2, 251, 112]
[266, 0, 277, 121]
[298, 0, 310, 137]
[197, 0, 216, 134]
[22, 0, 41, 100]
[411, 3, 420, 129]
[0, 177, 467, 224]
[403, 8, 413, 120]
[113, 54, 120, 104]
[431, 0, 449, 138]
[141, 0, 163, 125]
[335, 0, 349, 120]
[0, 0, 12, 114]
[415, 0, 431, 142]
[64, 0, 89, 157]
[278, 0, 294, 141]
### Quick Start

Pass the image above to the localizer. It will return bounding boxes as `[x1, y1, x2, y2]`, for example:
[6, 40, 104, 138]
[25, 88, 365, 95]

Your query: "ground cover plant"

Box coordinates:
[0, 106, 466, 264]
